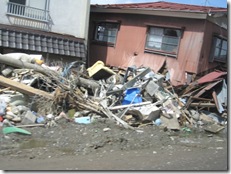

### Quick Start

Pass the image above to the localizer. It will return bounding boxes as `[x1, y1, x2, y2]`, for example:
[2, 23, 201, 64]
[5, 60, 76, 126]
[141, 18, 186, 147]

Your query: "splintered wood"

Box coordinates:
[0, 75, 53, 100]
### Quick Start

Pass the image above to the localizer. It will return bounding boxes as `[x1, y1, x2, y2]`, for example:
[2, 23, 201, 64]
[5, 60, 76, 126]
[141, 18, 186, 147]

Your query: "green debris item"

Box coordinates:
[182, 127, 192, 133]
[3, 126, 31, 135]
[68, 109, 76, 118]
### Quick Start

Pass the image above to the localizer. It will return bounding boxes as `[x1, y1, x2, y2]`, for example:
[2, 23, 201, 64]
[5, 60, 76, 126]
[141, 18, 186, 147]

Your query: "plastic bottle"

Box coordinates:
[0, 100, 7, 116]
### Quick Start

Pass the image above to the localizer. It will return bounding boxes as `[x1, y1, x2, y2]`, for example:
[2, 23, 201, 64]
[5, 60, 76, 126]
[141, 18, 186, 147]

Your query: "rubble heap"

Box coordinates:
[0, 53, 227, 134]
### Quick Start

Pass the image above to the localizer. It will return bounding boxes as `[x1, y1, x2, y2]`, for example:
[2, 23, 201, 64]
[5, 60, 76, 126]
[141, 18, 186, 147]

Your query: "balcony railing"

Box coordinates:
[7, 2, 52, 24]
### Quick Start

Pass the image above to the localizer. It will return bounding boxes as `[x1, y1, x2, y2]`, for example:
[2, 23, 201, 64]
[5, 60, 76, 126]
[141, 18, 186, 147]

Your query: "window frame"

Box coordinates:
[144, 26, 183, 57]
[209, 35, 227, 63]
[93, 21, 120, 47]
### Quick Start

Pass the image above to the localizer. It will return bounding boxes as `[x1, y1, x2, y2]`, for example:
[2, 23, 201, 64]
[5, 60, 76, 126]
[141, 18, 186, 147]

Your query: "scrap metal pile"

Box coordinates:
[0, 53, 227, 133]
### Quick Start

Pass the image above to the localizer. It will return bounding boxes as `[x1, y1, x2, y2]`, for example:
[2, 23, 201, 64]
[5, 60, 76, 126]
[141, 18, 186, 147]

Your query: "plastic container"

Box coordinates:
[87, 61, 116, 80]
[122, 88, 142, 105]
[0, 100, 7, 116]
[154, 118, 162, 126]
[74, 116, 91, 124]
[36, 116, 45, 123]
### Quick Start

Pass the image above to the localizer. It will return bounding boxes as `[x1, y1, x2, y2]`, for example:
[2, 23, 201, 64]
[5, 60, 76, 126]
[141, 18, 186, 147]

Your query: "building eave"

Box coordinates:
[91, 8, 208, 19]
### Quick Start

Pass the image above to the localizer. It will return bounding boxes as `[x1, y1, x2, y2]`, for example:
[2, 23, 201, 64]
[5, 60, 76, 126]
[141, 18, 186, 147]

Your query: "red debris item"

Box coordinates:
[0, 116, 3, 122]
[197, 71, 227, 84]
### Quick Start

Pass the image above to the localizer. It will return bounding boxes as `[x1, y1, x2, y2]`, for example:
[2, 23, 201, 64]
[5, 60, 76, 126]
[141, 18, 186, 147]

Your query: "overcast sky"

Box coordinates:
[90, 0, 227, 8]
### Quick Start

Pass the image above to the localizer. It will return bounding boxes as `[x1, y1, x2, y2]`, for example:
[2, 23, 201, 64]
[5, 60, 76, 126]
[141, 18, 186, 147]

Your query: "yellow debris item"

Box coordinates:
[35, 59, 44, 65]
[87, 61, 116, 80]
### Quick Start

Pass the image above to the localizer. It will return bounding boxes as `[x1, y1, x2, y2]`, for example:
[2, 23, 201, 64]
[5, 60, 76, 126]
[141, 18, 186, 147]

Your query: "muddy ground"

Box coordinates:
[0, 117, 228, 171]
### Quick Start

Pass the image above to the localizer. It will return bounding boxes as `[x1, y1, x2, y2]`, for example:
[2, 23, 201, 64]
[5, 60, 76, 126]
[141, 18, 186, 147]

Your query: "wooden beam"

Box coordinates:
[0, 54, 100, 92]
[0, 75, 53, 100]
[108, 101, 152, 110]
[190, 102, 216, 108]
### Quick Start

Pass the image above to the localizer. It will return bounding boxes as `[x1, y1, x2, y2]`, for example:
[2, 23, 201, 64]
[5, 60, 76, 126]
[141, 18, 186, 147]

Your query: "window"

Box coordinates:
[209, 36, 227, 63]
[94, 22, 119, 45]
[145, 26, 182, 56]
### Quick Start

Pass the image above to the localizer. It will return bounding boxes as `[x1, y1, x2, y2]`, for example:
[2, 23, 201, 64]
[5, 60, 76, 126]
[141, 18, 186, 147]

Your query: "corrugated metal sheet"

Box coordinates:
[197, 71, 227, 84]
[92, 1, 227, 13]
[0, 25, 86, 58]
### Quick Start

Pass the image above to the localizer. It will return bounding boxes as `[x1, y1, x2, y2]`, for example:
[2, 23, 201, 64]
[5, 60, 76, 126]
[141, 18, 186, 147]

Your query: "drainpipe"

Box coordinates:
[85, 0, 91, 67]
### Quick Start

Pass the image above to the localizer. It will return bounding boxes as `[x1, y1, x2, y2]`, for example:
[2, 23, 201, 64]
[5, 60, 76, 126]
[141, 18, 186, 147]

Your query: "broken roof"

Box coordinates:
[91, 1, 227, 20]
[92, 1, 227, 13]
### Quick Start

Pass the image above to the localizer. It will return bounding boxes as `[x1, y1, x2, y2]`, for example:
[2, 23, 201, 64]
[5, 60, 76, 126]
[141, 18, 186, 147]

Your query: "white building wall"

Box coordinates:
[0, 0, 90, 40]
[0, 0, 10, 24]
[49, 0, 90, 39]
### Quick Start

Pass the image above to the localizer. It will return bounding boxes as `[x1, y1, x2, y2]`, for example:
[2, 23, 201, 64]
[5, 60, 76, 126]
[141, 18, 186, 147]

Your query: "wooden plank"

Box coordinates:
[191, 96, 213, 101]
[194, 80, 222, 98]
[212, 91, 220, 112]
[190, 102, 216, 108]
[108, 101, 152, 110]
[0, 75, 53, 100]
[0, 87, 11, 93]
[204, 124, 225, 133]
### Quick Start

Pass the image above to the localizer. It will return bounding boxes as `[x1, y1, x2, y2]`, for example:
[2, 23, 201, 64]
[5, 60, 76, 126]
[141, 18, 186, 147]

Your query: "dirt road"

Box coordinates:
[0, 119, 228, 171]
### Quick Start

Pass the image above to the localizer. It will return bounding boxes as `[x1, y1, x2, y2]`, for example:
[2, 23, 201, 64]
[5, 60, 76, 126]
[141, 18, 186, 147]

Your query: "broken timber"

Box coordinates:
[106, 67, 151, 96]
[0, 75, 53, 100]
[0, 54, 100, 91]
[108, 101, 152, 110]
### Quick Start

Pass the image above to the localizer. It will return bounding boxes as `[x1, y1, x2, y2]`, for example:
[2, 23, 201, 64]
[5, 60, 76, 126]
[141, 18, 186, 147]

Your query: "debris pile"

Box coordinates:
[0, 54, 227, 135]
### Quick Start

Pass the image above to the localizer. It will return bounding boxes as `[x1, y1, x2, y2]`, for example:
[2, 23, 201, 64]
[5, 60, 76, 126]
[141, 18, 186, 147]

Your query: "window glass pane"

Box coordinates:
[145, 26, 181, 55]
[147, 28, 163, 49]
[163, 36, 178, 45]
[164, 29, 178, 37]
[147, 35, 162, 49]
[95, 22, 118, 44]
[150, 27, 163, 35]
[215, 38, 222, 48]
[109, 30, 117, 37]
[162, 44, 177, 53]
[211, 36, 227, 62]
[214, 48, 220, 57]
[222, 40, 227, 50]
[96, 26, 105, 41]
[220, 50, 227, 57]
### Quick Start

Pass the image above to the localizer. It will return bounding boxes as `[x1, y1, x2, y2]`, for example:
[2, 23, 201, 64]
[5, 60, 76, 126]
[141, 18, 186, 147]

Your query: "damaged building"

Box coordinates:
[0, 1, 228, 134]
[89, 1, 227, 86]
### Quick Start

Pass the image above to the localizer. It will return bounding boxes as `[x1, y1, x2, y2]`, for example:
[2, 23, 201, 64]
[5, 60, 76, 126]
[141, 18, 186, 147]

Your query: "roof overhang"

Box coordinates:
[91, 7, 227, 29]
[91, 7, 208, 19]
